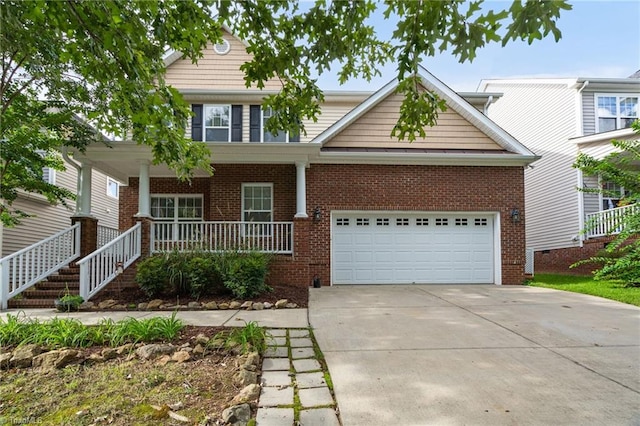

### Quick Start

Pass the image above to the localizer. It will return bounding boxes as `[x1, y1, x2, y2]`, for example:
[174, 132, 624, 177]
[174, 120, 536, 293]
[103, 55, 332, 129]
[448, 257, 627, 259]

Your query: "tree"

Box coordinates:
[573, 120, 640, 286]
[1, 0, 571, 226]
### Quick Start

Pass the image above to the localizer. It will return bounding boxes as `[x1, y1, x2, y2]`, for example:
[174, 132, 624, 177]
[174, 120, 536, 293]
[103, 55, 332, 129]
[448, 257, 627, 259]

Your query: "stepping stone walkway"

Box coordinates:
[256, 328, 340, 426]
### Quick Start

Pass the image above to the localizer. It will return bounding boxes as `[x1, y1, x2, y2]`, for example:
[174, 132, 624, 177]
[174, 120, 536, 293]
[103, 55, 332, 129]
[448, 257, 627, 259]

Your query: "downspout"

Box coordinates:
[575, 80, 589, 247]
[61, 146, 82, 215]
[483, 95, 494, 115]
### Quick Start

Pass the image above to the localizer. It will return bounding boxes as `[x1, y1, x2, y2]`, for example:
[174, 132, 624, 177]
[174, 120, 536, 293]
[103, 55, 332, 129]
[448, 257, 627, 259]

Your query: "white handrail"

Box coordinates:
[77, 223, 141, 301]
[0, 224, 80, 310]
[97, 225, 122, 248]
[151, 221, 293, 254]
[585, 204, 638, 239]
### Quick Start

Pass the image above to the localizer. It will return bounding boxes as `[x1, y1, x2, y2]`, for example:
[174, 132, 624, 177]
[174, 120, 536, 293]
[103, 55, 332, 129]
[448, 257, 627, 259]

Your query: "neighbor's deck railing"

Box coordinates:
[585, 204, 638, 239]
[0, 224, 80, 310]
[151, 221, 293, 254]
[78, 223, 141, 301]
[97, 225, 122, 248]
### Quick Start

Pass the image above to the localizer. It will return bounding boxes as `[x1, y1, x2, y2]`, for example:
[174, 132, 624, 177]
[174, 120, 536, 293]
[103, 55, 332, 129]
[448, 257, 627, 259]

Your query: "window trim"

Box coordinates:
[261, 107, 289, 143]
[594, 93, 639, 133]
[241, 183, 273, 223]
[203, 104, 231, 142]
[106, 177, 119, 199]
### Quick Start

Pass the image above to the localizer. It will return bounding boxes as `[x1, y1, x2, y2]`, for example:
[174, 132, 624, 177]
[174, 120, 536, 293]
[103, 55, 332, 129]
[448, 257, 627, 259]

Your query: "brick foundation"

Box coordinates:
[119, 163, 527, 287]
[534, 236, 616, 276]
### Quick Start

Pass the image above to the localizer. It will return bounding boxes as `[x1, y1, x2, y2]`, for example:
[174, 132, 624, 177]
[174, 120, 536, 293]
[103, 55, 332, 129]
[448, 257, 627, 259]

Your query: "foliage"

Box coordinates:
[135, 250, 271, 299]
[216, 250, 272, 299]
[528, 273, 640, 307]
[1, 0, 571, 224]
[223, 321, 268, 355]
[56, 293, 85, 313]
[573, 121, 640, 285]
[0, 312, 184, 348]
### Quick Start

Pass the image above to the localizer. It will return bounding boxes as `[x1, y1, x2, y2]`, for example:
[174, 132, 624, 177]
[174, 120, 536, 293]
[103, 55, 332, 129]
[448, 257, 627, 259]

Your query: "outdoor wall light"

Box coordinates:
[313, 207, 322, 222]
[510, 208, 521, 223]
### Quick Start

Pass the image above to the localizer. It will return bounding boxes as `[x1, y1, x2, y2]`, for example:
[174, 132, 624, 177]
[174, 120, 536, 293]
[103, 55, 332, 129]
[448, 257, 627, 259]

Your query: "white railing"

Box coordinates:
[0, 224, 80, 310]
[151, 221, 293, 254]
[524, 248, 534, 275]
[97, 225, 122, 248]
[585, 204, 638, 239]
[77, 223, 141, 301]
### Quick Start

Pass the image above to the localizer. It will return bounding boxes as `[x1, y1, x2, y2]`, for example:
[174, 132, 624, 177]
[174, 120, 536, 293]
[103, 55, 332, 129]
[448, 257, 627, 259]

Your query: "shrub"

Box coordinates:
[135, 255, 170, 297]
[186, 256, 225, 298]
[218, 251, 272, 299]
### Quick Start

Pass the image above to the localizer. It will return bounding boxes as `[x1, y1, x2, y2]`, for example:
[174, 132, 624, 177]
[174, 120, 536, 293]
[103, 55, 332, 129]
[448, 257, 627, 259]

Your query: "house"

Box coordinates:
[1, 30, 537, 309]
[1, 156, 120, 258]
[478, 73, 640, 274]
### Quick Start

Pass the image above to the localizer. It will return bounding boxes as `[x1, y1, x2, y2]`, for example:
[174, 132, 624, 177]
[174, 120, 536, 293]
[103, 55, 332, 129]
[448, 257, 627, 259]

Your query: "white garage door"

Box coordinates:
[332, 212, 495, 284]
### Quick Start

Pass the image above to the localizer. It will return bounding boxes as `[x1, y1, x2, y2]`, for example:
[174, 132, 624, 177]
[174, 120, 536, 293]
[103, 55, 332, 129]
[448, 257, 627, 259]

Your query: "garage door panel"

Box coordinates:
[333, 212, 494, 284]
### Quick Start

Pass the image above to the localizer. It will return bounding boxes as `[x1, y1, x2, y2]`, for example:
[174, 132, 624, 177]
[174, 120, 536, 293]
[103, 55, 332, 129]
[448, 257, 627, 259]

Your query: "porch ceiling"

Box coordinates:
[71, 141, 320, 183]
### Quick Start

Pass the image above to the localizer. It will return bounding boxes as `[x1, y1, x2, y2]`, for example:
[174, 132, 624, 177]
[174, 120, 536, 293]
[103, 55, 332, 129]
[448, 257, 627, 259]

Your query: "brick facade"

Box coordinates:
[534, 236, 614, 276]
[117, 162, 527, 287]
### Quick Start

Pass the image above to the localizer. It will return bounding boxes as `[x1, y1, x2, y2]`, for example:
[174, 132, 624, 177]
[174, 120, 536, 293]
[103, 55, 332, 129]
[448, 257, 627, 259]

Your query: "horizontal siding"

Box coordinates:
[582, 92, 596, 135]
[483, 82, 580, 251]
[325, 93, 502, 150]
[2, 167, 119, 256]
[582, 174, 600, 216]
[165, 33, 281, 91]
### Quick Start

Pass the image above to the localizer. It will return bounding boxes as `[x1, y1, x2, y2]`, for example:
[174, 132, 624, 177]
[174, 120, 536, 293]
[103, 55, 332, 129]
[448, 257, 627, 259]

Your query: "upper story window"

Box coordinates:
[596, 94, 638, 132]
[262, 107, 287, 143]
[249, 105, 300, 143]
[191, 104, 242, 142]
[106, 177, 119, 198]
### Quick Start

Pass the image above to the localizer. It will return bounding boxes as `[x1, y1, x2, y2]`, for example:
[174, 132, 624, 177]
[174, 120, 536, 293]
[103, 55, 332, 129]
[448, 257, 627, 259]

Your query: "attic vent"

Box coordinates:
[213, 39, 230, 55]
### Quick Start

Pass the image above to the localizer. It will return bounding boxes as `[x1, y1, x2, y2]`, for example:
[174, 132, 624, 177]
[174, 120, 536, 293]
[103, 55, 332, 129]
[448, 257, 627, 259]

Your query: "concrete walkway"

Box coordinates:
[309, 285, 640, 426]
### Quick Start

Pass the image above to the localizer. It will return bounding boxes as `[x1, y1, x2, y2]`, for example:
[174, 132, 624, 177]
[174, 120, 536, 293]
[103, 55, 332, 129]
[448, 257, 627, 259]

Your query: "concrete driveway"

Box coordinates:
[309, 285, 640, 426]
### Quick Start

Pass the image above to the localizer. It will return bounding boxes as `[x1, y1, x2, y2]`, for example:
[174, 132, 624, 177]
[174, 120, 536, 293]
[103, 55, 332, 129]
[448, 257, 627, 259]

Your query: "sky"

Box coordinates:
[317, 0, 640, 92]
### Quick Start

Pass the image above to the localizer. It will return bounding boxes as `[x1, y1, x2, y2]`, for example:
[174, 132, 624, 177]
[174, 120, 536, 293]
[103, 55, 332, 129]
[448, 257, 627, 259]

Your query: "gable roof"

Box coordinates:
[313, 66, 537, 161]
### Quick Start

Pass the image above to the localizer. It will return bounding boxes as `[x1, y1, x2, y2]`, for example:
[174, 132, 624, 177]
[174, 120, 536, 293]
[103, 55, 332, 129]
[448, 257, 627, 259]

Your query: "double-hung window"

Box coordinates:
[106, 177, 119, 198]
[204, 105, 230, 141]
[249, 105, 300, 143]
[262, 107, 287, 143]
[151, 195, 203, 241]
[601, 180, 629, 210]
[596, 94, 638, 132]
[242, 183, 272, 236]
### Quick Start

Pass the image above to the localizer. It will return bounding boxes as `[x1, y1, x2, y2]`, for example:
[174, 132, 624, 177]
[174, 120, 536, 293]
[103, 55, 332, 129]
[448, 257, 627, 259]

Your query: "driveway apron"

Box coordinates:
[309, 285, 640, 426]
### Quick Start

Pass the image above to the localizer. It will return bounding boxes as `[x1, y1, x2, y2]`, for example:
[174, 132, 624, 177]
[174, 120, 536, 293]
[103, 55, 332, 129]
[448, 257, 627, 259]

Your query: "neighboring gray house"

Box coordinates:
[1, 158, 120, 257]
[479, 72, 639, 274]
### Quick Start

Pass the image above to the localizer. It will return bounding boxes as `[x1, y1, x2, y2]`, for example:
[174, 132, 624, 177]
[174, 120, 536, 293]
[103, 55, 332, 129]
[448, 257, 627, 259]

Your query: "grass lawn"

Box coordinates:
[529, 273, 640, 307]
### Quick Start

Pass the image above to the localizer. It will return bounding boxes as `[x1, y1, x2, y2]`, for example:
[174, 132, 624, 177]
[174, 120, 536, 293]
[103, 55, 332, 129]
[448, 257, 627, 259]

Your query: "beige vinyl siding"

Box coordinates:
[483, 82, 580, 251]
[325, 93, 503, 150]
[2, 167, 119, 257]
[165, 34, 281, 91]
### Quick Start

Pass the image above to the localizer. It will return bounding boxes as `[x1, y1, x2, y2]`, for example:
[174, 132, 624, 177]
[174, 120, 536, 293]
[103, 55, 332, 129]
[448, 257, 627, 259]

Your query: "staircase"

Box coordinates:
[8, 265, 80, 309]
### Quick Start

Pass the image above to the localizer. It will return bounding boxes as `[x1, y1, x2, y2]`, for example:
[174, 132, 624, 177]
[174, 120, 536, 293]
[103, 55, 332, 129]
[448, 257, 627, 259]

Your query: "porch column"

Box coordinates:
[77, 161, 93, 217]
[295, 161, 308, 218]
[136, 160, 151, 217]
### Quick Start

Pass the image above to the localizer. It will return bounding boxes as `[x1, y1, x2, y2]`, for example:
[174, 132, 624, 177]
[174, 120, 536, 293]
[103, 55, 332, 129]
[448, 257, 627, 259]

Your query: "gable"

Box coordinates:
[324, 91, 504, 151]
[164, 30, 282, 91]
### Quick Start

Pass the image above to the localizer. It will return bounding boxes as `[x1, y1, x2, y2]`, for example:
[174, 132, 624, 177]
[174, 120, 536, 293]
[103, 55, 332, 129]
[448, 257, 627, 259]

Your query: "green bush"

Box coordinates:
[187, 256, 225, 298]
[135, 255, 170, 297]
[218, 251, 272, 299]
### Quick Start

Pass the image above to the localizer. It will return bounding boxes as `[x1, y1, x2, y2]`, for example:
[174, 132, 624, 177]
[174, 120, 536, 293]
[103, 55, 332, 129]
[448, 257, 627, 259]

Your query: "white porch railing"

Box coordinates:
[97, 225, 122, 248]
[77, 223, 141, 301]
[585, 204, 638, 239]
[0, 224, 80, 310]
[151, 221, 293, 254]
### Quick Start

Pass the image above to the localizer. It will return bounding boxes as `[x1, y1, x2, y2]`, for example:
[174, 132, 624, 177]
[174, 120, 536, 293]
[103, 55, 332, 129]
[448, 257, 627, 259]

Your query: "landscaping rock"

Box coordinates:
[263, 302, 273, 309]
[146, 299, 164, 309]
[252, 302, 264, 310]
[136, 344, 176, 360]
[195, 333, 210, 346]
[137, 302, 148, 310]
[10, 344, 43, 368]
[155, 355, 173, 366]
[231, 384, 261, 404]
[229, 301, 242, 309]
[116, 343, 135, 355]
[275, 299, 288, 309]
[0, 352, 13, 369]
[86, 353, 105, 364]
[245, 351, 260, 367]
[98, 299, 117, 309]
[172, 351, 191, 363]
[286, 303, 298, 309]
[240, 301, 252, 309]
[193, 344, 205, 356]
[234, 369, 258, 387]
[113, 304, 127, 310]
[218, 303, 230, 310]
[222, 404, 251, 425]
[80, 301, 95, 310]
[187, 301, 201, 308]
[33, 349, 79, 370]
[204, 301, 218, 310]
[101, 348, 117, 360]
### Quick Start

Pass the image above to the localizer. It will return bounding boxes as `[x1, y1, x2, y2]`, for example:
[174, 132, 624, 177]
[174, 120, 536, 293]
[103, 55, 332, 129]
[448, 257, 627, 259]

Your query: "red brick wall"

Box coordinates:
[118, 163, 527, 287]
[534, 236, 614, 276]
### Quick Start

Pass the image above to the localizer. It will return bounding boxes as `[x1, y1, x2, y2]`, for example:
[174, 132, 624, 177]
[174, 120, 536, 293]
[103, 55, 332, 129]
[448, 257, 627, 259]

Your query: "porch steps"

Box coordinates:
[8, 266, 81, 309]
